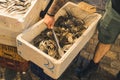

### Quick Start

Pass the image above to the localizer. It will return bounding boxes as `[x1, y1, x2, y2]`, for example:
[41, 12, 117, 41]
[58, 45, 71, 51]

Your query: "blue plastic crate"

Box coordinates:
[30, 62, 53, 80]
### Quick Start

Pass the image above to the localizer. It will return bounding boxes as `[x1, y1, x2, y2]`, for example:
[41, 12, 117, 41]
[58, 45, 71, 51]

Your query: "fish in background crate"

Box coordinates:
[32, 9, 86, 59]
[0, 0, 32, 14]
[0, 0, 51, 46]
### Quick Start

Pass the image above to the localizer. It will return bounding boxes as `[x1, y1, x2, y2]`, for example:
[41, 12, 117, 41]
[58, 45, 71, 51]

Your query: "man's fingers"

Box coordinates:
[48, 24, 53, 29]
[51, 26, 53, 29]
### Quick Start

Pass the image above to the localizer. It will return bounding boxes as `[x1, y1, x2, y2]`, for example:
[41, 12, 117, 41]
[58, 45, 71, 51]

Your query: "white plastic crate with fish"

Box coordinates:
[0, 0, 51, 46]
[16, 2, 101, 79]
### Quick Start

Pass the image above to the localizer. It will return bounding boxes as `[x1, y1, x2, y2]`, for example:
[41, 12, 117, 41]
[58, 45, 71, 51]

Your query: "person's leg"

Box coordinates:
[93, 42, 111, 63]
[76, 42, 111, 78]
[76, 0, 120, 78]
[76, 8, 120, 80]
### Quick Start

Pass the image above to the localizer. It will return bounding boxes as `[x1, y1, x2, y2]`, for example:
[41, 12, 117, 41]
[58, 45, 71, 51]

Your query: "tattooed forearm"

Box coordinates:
[47, 0, 67, 16]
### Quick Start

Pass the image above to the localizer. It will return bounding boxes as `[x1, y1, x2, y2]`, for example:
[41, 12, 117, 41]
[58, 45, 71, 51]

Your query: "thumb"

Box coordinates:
[51, 26, 54, 29]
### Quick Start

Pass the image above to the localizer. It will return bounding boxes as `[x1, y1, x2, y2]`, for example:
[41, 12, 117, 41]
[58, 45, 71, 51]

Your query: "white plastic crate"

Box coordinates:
[16, 2, 101, 79]
[0, 0, 50, 46]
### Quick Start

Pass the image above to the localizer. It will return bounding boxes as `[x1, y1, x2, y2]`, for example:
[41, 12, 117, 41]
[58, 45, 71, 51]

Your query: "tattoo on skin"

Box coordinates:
[48, 0, 68, 15]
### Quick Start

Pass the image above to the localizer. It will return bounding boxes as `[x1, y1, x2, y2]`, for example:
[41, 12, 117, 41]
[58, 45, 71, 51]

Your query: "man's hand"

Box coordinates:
[43, 14, 55, 29]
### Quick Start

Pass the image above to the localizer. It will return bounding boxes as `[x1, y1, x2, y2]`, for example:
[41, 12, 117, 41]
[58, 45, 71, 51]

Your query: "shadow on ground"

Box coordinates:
[58, 55, 117, 80]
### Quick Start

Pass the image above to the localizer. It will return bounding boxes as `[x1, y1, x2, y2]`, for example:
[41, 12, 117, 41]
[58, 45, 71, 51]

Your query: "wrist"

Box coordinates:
[47, 12, 55, 17]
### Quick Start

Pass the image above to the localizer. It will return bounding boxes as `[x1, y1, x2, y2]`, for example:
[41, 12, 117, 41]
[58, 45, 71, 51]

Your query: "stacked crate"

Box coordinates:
[0, 44, 29, 72]
[0, 0, 51, 72]
[0, 0, 50, 46]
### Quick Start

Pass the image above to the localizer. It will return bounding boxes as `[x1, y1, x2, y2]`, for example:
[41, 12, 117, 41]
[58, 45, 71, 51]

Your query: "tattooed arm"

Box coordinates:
[47, 0, 66, 16]
[44, 0, 66, 29]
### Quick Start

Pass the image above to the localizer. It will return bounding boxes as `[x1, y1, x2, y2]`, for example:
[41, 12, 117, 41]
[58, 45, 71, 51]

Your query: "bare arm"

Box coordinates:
[47, 0, 66, 16]
[44, 0, 67, 29]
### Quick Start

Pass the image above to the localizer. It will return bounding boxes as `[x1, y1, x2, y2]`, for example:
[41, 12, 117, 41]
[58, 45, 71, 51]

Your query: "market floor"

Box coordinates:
[0, 54, 119, 80]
